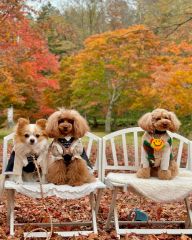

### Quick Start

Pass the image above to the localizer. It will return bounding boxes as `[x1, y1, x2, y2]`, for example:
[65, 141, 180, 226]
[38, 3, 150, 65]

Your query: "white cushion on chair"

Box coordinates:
[5, 179, 105, 199]
[106, 169, 192, 202]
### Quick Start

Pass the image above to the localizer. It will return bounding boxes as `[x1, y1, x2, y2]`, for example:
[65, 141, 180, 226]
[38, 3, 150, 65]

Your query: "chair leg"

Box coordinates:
[185, 197, 192, 228]
[89, 192, 98, 234]
[95, 188, 103, 216]
[7, 189, 15, 236]
[105, 187, 118, 230]
[114, 205, 120, 239]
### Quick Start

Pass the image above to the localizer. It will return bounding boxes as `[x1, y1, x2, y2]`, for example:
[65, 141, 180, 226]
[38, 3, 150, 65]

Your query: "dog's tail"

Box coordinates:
[0, 174, 5, 199]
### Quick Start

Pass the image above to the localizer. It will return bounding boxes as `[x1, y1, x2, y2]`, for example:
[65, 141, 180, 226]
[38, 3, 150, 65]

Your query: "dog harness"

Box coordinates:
[143, 130, 173, 168]
[5, 151, 39, 173]
[56, 137, 93, 169]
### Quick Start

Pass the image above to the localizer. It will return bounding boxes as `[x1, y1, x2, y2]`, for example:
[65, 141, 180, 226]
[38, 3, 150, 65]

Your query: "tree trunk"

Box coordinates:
[105, 83, 121, 133]
[92, 116, 98, 128]
[105, 104, 113, 133]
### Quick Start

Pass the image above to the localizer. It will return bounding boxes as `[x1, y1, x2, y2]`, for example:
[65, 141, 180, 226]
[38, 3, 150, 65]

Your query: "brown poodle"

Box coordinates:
[46, 108, 95, 186]
[137, 108, 181, 180]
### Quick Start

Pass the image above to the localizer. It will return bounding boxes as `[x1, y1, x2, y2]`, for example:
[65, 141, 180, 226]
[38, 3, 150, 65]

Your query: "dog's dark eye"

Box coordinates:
[24, 134, 29, 138]
[68, 120, 74, 124]
[36, 134, 40, 138]
[58, 119, 64, 124]
[164, 117, 169, 119]
[156, 117, 161, 121]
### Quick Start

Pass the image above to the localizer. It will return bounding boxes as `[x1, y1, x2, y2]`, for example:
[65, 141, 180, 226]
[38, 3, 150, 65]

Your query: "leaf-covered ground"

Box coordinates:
[0, 144, 192, 240]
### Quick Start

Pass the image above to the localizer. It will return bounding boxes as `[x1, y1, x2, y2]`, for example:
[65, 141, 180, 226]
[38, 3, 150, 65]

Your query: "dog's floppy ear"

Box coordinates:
[46, 111, 61, 138]
[168, 112, 181, 132]
[17, 118, 29, 127]
[36, 119, 47, 130]
[138, 112, 153, 132]
[72, 110, 90, 138]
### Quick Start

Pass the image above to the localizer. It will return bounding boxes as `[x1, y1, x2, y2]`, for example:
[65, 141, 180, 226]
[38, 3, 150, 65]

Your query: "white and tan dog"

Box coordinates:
[137, 108, 181, 180]
[6, 118, 48, 184]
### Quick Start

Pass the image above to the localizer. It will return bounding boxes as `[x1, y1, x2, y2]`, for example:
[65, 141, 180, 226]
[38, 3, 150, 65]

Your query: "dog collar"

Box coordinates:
[148, 130, 167, 135]
[154, 130, 166, 134]
[58, 137, 75, 146]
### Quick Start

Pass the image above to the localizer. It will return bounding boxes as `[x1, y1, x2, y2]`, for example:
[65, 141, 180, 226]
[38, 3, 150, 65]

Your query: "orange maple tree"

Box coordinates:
[134, 40, 192, 117]
[69, 25, 159, 132]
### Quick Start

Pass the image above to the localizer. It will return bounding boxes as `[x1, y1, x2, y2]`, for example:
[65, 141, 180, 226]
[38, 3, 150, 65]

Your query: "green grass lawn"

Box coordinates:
[91, 131, 106, 137]
[0, 128, 13, 143]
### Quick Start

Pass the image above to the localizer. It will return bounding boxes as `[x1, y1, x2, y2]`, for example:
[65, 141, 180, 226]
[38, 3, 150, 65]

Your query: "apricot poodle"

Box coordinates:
[46, 108, 95, 186]
[137, 108, 181, 180]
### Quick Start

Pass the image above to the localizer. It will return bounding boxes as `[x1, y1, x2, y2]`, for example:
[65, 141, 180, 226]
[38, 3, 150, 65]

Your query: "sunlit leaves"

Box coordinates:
[150, 41, 192, 116]
[0, 0, 59, 117]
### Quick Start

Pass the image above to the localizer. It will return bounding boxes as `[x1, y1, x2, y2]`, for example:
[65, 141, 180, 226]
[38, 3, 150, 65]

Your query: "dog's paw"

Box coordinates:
[169, 161, 179, 179]
[158, 169, 172, 180]
[136, 168, 150, 178]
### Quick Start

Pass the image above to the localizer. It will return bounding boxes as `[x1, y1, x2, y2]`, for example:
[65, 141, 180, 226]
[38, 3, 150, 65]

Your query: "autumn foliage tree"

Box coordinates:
[56, 23, 192, 134]
[36, 2, 78, 57]
[43, 56, 75, 111]
[126, 39, 192, 136]
[69, 25, 159, 132]
[0, 0, 59, 119]
[151, 41, 192, 116]
[1, 0, 192, 134]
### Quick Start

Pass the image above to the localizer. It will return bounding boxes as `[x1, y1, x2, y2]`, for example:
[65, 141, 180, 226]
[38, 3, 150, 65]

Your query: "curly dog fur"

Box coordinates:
[137, 108, 180, 180]
[46, 108, 95, 186]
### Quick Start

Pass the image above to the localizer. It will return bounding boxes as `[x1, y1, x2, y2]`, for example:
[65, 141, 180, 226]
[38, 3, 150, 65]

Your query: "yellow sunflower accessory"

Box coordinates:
[150, 138, 165, 151]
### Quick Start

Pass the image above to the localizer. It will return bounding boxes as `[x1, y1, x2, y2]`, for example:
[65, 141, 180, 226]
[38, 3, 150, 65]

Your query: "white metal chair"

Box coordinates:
[102, 127, 192, 238]
[2, 132, 105, 238]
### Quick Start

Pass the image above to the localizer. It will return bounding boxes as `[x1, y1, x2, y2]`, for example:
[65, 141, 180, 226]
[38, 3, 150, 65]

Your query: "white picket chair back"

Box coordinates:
[84, 132, 102, 179]
[102, 127, 192, 180]
[2, 131, 104, 238]
[103, 127, 192, 238]
[169, 132, 192, 170]
[2, 132, 14, 174]
[2, 132, 102, 179]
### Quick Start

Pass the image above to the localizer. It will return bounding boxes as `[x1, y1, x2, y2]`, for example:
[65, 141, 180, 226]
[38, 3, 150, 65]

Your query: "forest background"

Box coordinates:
[1, 0, 192, 136]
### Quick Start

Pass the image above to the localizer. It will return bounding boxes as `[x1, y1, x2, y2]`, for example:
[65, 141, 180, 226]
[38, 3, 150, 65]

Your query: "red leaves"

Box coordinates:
[0, 1, 59, 117]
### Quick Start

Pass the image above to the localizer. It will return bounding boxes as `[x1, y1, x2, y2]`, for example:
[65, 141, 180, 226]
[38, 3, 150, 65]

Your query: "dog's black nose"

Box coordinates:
[30, 139, 35, 144]
[64, 127, 68, 130]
